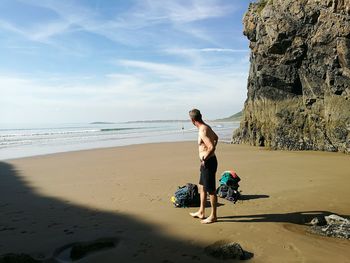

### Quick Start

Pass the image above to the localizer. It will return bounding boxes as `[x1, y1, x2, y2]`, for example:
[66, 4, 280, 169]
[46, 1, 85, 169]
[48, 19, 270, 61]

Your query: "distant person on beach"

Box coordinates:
[188, 109, 219, 224]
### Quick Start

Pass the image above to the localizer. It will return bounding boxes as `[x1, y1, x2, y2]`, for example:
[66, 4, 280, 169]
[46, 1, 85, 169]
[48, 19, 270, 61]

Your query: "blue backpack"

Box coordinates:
[172, 183, 200, 208]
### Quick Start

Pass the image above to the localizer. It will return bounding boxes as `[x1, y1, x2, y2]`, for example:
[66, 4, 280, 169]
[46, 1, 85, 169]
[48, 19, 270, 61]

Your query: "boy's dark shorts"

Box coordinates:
[199, 155, 218, 193]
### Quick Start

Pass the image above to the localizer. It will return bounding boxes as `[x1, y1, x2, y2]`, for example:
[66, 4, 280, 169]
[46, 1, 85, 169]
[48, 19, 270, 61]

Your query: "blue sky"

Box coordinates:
[0, 0, 252, 124]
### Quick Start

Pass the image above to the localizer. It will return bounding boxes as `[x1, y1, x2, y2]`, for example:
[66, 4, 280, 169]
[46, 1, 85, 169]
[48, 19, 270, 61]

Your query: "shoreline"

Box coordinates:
[2, 140, 197, 162]
[0, 121, 239, 161]
[1, 142, 349, 262]
[4, 136, 348, 162]
[0, 124, 238, 161]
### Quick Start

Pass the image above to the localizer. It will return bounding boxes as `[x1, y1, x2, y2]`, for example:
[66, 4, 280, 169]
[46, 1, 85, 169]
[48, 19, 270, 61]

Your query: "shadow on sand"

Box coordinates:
[0, 161, 250, 263]
[239, 194, 269, 201]
[218, 211, 349, 225]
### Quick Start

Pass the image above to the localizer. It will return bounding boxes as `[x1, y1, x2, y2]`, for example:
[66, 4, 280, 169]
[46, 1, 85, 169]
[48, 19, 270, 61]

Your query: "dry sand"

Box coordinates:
[0, 142, 349, 262]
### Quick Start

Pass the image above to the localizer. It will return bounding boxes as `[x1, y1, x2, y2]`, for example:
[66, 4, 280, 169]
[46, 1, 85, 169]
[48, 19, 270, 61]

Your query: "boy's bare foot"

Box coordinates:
[189, 211, 205, 219]
[201, 216, 217, 224]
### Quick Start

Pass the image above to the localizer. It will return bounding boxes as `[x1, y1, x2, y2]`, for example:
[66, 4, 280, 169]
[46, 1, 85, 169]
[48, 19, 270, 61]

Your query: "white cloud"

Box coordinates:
[30, 20, 72, 41]
[199, 48, 249, 53]
[0, 0, 249, 123]
[0, 19, 24, 35]
[164, 47, 249, 59]
[0, 57, 248, 123]
[136, 0, 234, 24]
[2, 0, 236, 47]
[119, 59, 208, 86]
[116, 59, 248, 116]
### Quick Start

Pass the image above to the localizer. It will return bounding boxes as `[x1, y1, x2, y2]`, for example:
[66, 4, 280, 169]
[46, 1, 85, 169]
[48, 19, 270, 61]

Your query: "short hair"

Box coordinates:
[189, 108, 202, 121]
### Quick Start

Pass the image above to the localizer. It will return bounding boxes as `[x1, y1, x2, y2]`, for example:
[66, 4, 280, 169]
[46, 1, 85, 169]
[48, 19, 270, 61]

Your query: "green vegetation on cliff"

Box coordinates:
[256, 0, 272, 14]
[215, 111, 242, 122]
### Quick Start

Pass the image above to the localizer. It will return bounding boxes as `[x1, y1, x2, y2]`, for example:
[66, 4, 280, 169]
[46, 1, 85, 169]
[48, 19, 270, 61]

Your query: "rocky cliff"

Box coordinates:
[233, 0, 350, 153]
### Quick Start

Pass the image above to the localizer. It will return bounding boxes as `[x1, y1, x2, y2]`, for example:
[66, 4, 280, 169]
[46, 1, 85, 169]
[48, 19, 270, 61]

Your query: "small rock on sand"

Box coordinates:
[204, 241, 251, 260]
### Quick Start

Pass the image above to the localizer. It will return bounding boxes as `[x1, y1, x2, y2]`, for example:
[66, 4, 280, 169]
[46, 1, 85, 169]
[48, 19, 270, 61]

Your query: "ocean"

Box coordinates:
[0, 121, 239, 160]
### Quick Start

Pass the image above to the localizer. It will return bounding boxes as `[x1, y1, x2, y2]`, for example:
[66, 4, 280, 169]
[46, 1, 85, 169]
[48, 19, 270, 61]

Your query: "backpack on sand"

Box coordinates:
[219, 170, 240, 189]
[171, 183, 200, 208]
[217, 170, 241, 204]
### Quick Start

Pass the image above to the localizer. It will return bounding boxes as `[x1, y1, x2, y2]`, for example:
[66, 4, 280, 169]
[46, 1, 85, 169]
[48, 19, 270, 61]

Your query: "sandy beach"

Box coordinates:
[1, 142, 349, 262]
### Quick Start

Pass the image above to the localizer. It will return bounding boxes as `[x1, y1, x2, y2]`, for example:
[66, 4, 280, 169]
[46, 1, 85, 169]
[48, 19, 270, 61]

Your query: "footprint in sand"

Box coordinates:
[47, 222, 61, 228]
[285, 243, 305, 263]
[139, 241, 152, 250]
[53, 237, 119, 262]
[181, 253, 200, 260]
[63, 229, 74, 235]
[0, 227, 16, 231]
[133, 242, 153, 256]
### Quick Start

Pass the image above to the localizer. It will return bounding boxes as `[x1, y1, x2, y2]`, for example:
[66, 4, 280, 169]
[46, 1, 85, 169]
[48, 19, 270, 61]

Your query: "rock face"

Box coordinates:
[233, 0, 350, 153]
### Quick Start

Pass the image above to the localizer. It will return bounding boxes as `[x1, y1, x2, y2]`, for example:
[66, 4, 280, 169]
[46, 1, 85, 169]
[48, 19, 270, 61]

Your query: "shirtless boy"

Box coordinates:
[188, 109, 218, 224]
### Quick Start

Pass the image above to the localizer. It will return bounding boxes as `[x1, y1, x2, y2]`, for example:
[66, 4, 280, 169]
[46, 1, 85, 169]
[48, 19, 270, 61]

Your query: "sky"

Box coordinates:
[0, 0, 252, 124]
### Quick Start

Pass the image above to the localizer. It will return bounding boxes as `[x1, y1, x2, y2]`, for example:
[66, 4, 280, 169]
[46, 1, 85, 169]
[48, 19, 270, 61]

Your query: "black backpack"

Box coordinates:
[217, 171, 241, 203]
[172, 183, 200, 207]
[217, 184, 229, 198]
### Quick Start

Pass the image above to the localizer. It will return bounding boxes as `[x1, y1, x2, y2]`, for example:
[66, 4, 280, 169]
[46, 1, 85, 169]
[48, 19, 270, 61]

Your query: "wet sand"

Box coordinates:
[0, 142, 349, 262]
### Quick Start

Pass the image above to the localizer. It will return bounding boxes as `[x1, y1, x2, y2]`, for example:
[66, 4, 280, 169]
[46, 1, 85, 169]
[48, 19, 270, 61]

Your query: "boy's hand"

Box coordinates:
[201, 156, 205, 167]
